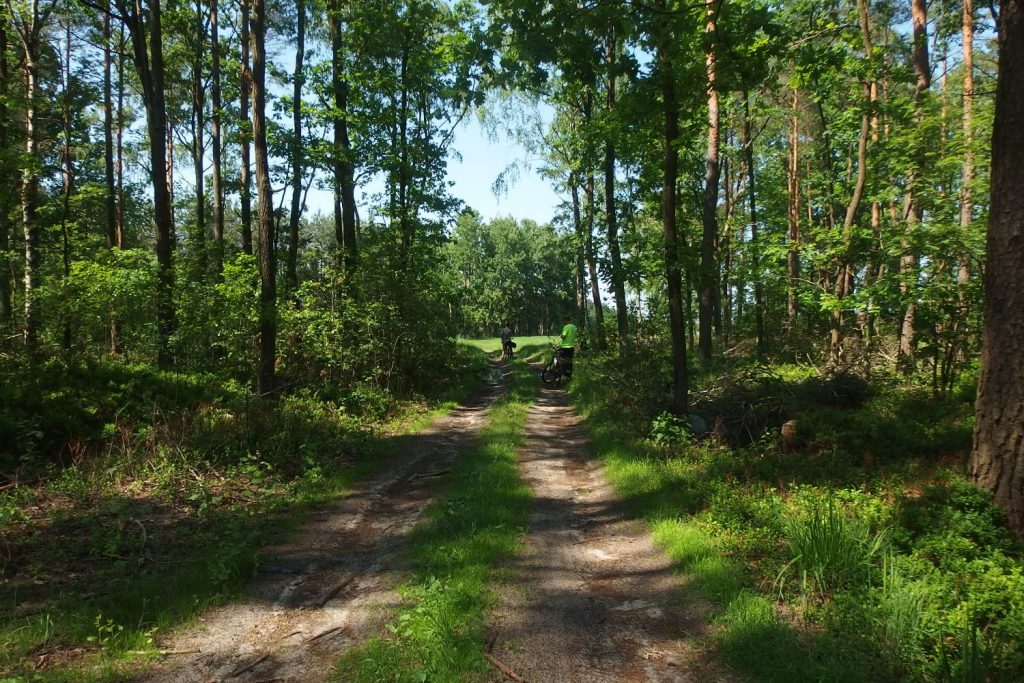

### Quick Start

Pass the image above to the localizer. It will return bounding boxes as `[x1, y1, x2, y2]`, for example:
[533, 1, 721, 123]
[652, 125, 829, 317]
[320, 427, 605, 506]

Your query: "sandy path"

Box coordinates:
[486, 386, 730, 683]
[136, 372, 506, 683]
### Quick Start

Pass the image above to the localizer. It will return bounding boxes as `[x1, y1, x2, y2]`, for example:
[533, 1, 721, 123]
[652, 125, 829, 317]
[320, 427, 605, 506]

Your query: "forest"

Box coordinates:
[1, 0, 1023, 681]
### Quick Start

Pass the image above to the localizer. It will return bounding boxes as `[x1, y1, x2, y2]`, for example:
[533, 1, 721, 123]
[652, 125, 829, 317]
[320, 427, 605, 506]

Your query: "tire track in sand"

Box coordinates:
[486, 384, 733, 683]
[136, 366, 508, 683]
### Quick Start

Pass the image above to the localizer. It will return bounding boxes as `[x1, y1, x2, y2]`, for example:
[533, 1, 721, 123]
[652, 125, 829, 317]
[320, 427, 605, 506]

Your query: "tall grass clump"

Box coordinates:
[782, 496, 887, 596]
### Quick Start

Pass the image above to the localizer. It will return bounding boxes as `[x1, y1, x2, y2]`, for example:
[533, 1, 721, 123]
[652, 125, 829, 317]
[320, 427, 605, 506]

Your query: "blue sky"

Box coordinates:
[304, 115, 563, 228]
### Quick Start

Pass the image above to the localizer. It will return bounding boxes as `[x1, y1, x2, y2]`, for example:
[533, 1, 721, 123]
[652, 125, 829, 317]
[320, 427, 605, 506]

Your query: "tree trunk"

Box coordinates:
[604, 25, 628, 351]
[956, 0, 975, 350]
[899, 0, 931, 372]
[698, 0, 720, 362]
[210, 0, 224, 277]
[658, 25, 688, 415]
[286, 0, 305, 291]
[60, 18, 74, 353]
[192, 0, 207, 278]
[239, 0, 253, 255]
[250, 0, 276, 396]
[584, 172, 606, 350]
[0, 12, 11, 325]
[743, 92, 765, 357]
[786, 87, 800, 332]
[115, 20, 125, 248]
[17, 2, 41, 349]
[329, 2, 358, 272]
[570, 176, 588, 325]
[971, 0, 1024, 534]
[103, 6, 116, 250]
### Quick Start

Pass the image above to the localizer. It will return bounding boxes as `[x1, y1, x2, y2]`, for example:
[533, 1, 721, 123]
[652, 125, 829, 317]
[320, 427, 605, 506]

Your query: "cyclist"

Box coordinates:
[499, 322, 514, 359]
[557, 314, 578, 378]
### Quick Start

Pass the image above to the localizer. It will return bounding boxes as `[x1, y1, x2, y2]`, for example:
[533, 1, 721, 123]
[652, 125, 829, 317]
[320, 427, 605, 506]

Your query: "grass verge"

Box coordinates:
[566, 351, 1023, 682]
[332, 360, 537, 682]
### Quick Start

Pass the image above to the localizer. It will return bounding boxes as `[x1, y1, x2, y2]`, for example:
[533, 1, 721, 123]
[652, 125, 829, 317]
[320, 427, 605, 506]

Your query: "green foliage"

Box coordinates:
[568, 352, 1024, 682]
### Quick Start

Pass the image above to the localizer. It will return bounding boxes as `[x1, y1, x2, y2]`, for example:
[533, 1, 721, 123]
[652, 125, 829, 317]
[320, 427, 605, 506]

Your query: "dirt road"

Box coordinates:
[136, 368, 725, 682]
[485, 385, 728, 683]
[136, 378, 506, 683]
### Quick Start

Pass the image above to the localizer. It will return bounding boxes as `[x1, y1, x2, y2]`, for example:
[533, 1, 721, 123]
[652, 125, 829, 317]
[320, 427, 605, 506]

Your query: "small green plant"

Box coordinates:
[781, 496, 887, 596]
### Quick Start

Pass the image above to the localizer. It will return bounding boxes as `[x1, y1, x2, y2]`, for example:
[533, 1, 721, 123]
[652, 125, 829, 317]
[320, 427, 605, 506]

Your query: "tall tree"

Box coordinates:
[698, 0, 721, 362]
[0, 8, 12, 325]
[656, 5, 687, 415]
[117, 0, 176, 366]
[7, 0, 55, 349]
[971, 0, 1024, 534]
[250, 0, 276, 396]
[286, 0, 305, 290]
[898, 0, 930, 370]
[210, 0, 224, 276]
[191, 0, 208, 277]
[239, 0, 252, 255]
[603, 22, 628, 350]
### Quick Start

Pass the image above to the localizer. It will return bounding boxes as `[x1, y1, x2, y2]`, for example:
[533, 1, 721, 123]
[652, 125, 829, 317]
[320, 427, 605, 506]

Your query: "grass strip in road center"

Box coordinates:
[333, 361, 537, 682]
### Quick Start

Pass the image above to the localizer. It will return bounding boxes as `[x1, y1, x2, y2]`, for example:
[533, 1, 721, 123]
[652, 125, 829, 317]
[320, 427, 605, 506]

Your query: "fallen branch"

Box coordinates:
[313, 575, 355, 608]
[484, 652, 527, 682]
[303, 625, 344, 645]
[127, 648, 201, 656]
[227, 652, 269, 679]
[273, 629, 303, 643]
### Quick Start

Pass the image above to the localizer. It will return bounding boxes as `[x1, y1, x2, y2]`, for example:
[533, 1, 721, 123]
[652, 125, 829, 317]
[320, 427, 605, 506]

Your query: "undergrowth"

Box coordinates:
[333, 359, 537, 682]
[568, 348, 1023, 682]
[0, 344, 490, 681]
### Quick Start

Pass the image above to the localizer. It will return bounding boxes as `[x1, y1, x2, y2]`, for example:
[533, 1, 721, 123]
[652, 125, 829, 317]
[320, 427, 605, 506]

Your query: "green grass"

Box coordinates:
[333, 360, 537, 682]
[0, 347, 492, 681]
[566, 350, 1024, 682]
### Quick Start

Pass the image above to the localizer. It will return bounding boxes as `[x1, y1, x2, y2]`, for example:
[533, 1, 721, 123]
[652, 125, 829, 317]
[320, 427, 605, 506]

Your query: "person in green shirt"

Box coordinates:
[558, 315, 578, 377]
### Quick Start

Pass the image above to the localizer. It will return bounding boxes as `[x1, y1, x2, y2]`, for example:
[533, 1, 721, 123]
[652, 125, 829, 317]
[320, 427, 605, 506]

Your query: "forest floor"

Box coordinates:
[133, 358, 727, 682]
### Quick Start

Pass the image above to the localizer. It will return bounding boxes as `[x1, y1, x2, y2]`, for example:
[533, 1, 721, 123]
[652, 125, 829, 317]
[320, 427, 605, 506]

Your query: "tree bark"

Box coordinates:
[287, 0, 305, 291]
[0, 12, 12, 325]
[239, 0, 253, 255]
[658, 22, 688, 415]
[115, 20, 125, 248]
[191, 0, 207, 278]
[250, 0, 276, 396]
[60, 18, 73, 353]
[698, 0, 720, 362]
[742, 92, 765, 357]
[971, 0, 1024, 534]
[786, 87, 800, 332]
[898, 0, 930, 371]
[210, 0, 224, 276]
[103, 6, 116, 250]
[955, 0, 975, 352]
[604, 24, 628, 351]
[570, 176, 588, 325]
[329, 2, 357, 272]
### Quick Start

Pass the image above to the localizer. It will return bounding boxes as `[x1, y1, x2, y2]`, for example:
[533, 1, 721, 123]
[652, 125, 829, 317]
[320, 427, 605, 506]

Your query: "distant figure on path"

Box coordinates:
[558, 315, 577, 378]
[500, 322, 515, 360]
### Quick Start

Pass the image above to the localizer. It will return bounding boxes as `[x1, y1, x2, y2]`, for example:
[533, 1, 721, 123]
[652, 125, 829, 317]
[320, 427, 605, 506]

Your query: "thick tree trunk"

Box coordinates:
[698, 0, 720, 362]
[250, 0, 276, 396]
[210, 0, 224, 276]
[898, 0, 931, 371]
[239, 0, 253, 255]
[971, 0, 1024, 534]
[287, 0, 305, 291]
[658, 31, 688, 415]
